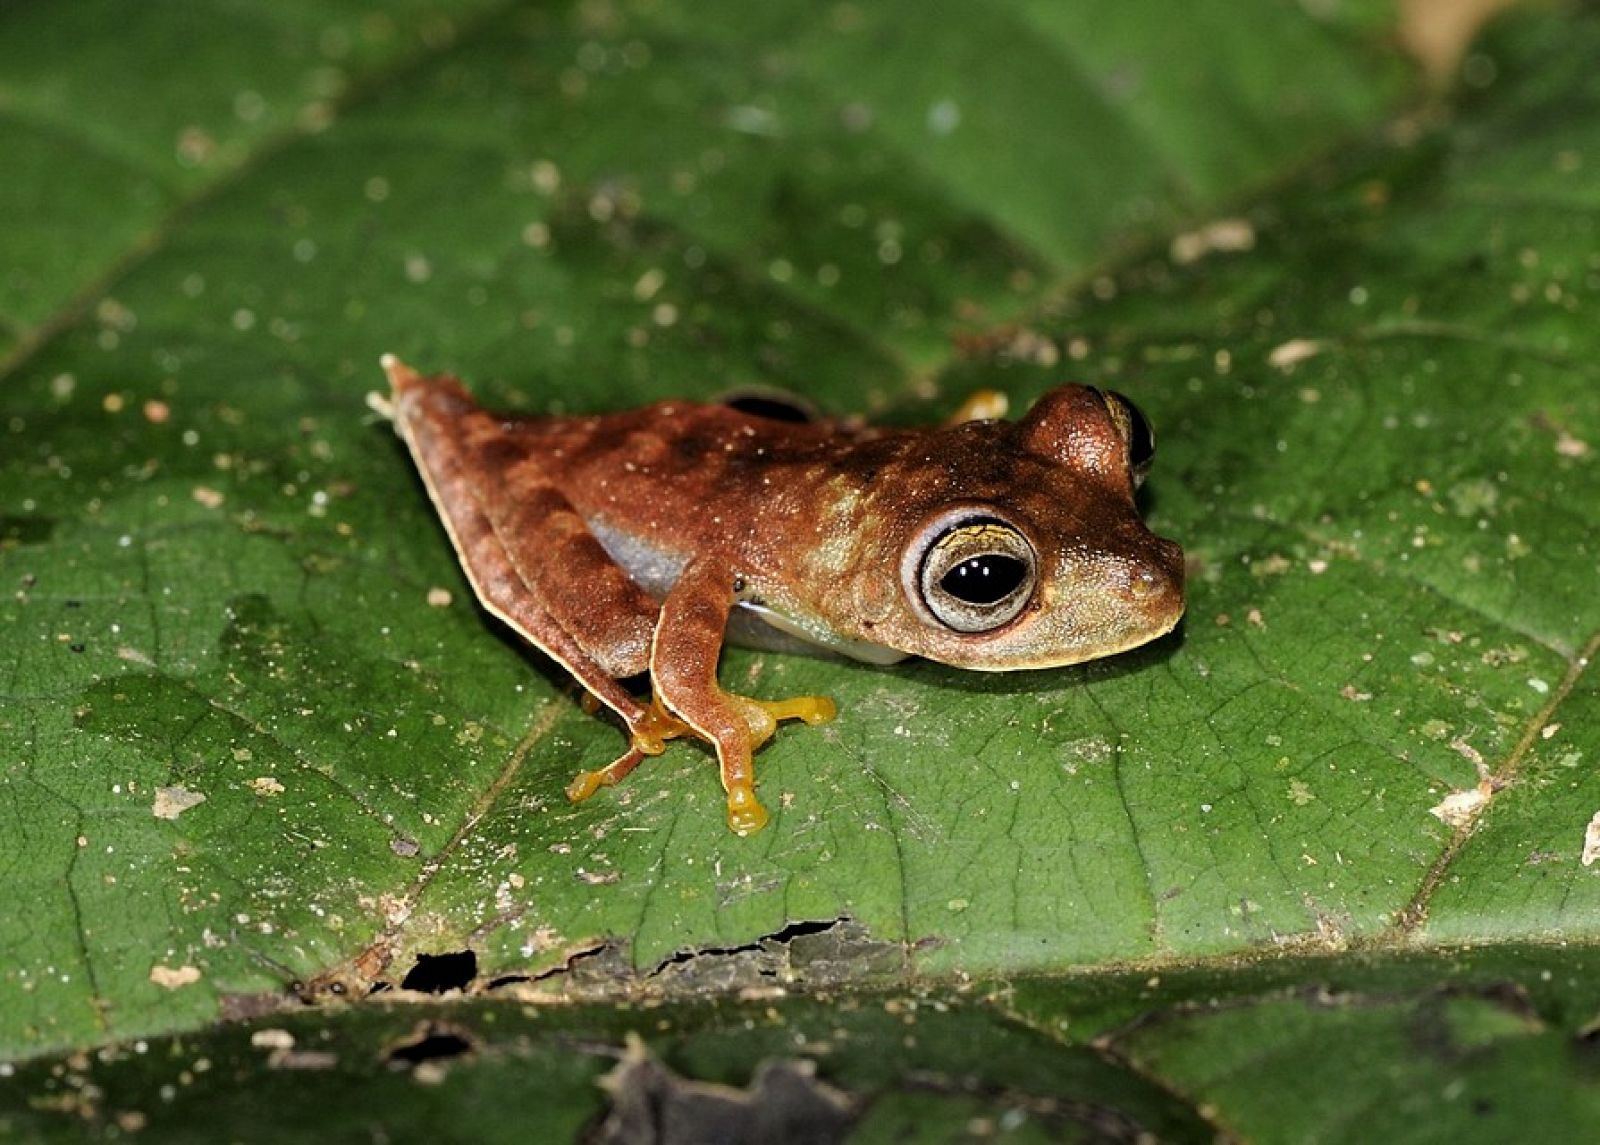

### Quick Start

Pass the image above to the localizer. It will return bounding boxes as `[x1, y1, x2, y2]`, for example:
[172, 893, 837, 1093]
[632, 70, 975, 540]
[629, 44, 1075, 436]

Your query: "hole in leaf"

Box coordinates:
[388, 1027, 475, 1067]
[767, 918, 841, 943]
[400, 949, 477, 993]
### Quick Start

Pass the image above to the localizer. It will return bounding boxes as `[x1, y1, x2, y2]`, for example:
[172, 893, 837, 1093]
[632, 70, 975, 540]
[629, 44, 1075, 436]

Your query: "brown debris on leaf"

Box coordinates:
[585, 1034, 856, 1145]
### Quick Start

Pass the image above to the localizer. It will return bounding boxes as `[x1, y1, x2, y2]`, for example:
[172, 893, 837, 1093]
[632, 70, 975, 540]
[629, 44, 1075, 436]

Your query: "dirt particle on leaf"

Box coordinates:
[192, 486, 225, 509]
[1250, 554, 1291, 577]
[149, 963, 202, 989]
[251, 1029, 296, 1051]
[1268, 338, 1325, 370]
[1420, 719, 1451, 741]
[1448, 478, 1498, 516]
[153, 785, 206, 819]
[1170, 217, 1255, 265]
[426, 586, 452, 608]
[1449, 736, 1488, 772]
[1582, 812, 1600, 867]
[1430, 786, 1489, 828]
[1555, 429, 1589, 458]
[255, 1027, 339, 1070]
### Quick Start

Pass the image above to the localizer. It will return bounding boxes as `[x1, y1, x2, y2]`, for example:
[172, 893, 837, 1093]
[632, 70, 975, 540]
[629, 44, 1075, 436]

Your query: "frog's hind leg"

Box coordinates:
[379, 358, 670, 790]
[649, 558, 836, 835]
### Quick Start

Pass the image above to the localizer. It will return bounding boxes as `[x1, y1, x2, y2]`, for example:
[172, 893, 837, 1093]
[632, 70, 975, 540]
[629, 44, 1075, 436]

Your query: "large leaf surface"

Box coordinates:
[4, 0, 1600, 1137]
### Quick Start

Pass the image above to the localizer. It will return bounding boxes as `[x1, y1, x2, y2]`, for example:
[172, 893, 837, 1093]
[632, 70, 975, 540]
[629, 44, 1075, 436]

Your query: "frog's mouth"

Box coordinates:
[925, 605, 1184, 672]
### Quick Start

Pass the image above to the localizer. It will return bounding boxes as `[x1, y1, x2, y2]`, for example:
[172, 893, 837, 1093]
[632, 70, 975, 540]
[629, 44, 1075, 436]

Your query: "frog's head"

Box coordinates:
[868, 385, 1185, 670]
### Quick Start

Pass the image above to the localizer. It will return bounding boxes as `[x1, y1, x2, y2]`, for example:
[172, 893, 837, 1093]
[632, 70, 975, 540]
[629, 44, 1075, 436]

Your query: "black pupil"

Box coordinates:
[940, 555, 1027, 606]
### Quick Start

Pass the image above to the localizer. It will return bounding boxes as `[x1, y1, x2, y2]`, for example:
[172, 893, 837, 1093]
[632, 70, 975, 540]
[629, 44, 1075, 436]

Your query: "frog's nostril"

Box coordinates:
[1128, 567, 1163, 601]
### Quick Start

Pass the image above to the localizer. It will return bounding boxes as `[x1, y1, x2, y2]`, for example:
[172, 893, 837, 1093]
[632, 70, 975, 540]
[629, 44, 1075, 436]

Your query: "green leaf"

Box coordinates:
[5, 0, 1600, 1136]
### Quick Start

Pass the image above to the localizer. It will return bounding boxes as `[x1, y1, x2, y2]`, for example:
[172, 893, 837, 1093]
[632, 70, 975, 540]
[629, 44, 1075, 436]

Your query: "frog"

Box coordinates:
[371, 356, 1184, 836]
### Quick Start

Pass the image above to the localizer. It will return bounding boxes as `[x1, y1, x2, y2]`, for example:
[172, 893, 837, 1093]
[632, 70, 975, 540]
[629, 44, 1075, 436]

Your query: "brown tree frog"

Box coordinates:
[372, 357, 1184, 836]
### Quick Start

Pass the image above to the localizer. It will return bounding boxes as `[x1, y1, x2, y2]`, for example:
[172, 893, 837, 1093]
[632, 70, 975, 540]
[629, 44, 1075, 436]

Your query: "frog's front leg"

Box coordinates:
[650, 559, 836, 835]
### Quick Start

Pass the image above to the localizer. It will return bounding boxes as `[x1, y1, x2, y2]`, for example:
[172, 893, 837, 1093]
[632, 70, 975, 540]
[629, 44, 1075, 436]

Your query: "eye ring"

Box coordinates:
[911, 515, 1037, 634]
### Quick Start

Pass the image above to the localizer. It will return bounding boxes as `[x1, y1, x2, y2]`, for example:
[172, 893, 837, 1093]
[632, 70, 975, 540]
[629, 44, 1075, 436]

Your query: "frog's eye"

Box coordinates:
[721, 388, 817, 424]
[1095, 390, 1156, 485]
[917, 519, 1037, 633]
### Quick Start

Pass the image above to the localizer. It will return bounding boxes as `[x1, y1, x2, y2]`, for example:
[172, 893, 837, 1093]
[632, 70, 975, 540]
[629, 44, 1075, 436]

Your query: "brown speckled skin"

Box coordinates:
[378, 358, 1184, 834]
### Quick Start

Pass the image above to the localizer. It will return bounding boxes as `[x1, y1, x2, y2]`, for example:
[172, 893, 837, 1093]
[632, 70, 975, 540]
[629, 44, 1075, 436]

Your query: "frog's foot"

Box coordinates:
[566, 696, 693, 804]
[630, 694, 694, 755]
[729, 693, 837, 749]
[567, 691, 836, 834]
[716, 693, 836, 836]
[565, 744, 646, 802]
[725, 780, 769, 836]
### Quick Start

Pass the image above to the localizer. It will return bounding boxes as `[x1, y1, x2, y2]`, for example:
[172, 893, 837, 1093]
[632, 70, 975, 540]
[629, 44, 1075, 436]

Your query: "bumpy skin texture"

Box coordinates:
[376, 357, 1184, 835]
